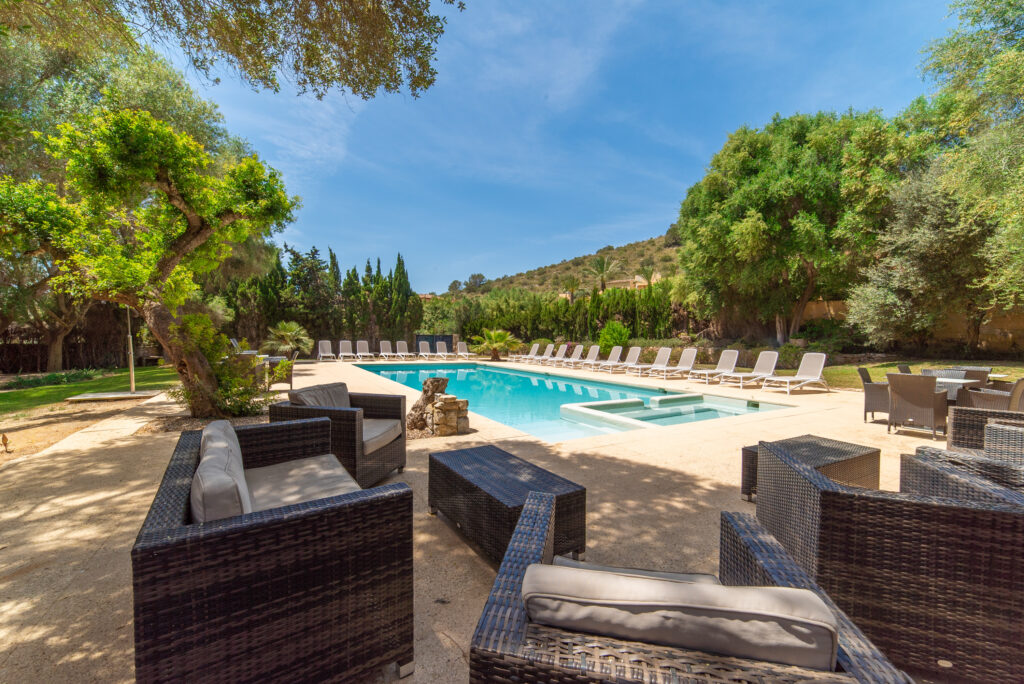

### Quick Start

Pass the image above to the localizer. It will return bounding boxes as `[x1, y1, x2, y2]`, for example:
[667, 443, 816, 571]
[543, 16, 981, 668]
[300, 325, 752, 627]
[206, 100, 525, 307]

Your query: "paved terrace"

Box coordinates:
[0, 358, 940, 682]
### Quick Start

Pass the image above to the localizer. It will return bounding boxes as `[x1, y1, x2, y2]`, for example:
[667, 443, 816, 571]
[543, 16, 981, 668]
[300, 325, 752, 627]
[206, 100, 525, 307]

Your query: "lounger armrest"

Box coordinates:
[235, 418, 331, 469]
[719, 512, 911, 683]
[350, 392, 406, 421]
[470, 492, 555, 656]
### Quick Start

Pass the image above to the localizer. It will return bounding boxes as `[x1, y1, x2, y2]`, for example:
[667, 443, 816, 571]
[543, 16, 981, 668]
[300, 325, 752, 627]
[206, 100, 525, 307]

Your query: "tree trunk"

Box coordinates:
[775, 313, 787, 346]
[45, 328, 68, 372]
[965, 314, 983, 353]
[787, 263, 818, 340]
[141, 300, 226, 418]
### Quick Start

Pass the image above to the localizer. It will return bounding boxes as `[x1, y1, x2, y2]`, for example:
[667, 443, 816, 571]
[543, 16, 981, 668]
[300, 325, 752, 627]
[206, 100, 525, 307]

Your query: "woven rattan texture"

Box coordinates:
[756, 436, 1024, 682]
[428, 445, 586, 563]
[132, 419, 414, 682]
[468, 492, 908, 683]
[947, 406, 1024, 451]
[269, 391, 406, 488]
[740, 445, 757, 500]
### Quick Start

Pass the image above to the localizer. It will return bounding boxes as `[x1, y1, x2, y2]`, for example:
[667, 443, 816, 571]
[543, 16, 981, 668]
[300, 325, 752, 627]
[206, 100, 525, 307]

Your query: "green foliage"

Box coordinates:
[2, 368, 101, 389]
[598, 320, 630, 356]
[775, 343, 806, 370]
[470, 328, 522, 361]
[586, 255, 622, 292]
[260, 321, 312, 356]
[530, 337, 554, 350]
[1, 0, 462, 99]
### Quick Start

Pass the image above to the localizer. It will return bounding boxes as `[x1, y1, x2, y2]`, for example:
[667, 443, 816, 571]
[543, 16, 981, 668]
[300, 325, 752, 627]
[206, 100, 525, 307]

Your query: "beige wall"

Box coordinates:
[803, 300, 1024, 352]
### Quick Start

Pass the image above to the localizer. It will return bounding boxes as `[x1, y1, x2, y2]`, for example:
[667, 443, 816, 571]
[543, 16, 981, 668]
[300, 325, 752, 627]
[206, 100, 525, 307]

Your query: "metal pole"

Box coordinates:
[126, 306, 135, 394]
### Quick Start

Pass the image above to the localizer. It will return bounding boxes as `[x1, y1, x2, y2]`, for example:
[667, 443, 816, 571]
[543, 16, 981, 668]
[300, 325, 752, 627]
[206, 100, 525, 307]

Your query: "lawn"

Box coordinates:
[751, 359, 1024, 390]
[0, 366, 180, 414]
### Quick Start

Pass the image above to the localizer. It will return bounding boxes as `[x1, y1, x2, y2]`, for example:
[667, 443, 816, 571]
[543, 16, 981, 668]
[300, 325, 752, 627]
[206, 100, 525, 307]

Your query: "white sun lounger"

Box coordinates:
[336, 340, 356, 361]
[576, 345, 601, 369]
[533, 344, 555, 364]
[418, 341, 438, 359]
[762, 352, 830, 394]
[596, 346, 623, 372]
[543, 344, 568, 365]
[606, 346, 641, 373]
[689, 349, 739, 384]
[720, 350, 779, 388]
[556, 344, 584, 367]
[665, 347, 698, 378]
[379, 340, 400, 360]
[435, 341, 454, 360]
[317, 340, 336, 361]
[511, 343, 539, 363]
[633, 347, 672, 377]
[395, 341, 412, 359]
[355, 340, 375, 360]
[456, 341, 471, 359]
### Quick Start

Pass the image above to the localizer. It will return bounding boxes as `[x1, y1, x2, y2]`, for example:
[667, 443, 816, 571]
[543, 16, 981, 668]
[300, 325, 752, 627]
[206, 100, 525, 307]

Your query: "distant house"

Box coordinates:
[418, 293, 436, 301]
[606, 273, 662, 291]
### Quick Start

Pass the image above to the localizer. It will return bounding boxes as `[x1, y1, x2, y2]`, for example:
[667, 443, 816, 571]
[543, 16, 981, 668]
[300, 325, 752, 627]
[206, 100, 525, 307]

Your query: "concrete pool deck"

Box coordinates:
[0, 357, 945, 681]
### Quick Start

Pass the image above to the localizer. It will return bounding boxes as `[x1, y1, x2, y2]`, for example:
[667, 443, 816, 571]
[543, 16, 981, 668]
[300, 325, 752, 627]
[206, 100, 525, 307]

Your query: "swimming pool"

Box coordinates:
[358, 363, 786, 442]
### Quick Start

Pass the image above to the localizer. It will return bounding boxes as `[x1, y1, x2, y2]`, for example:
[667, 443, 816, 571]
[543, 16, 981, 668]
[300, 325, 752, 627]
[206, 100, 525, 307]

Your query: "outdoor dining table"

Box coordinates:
[934, 377, 984, 400]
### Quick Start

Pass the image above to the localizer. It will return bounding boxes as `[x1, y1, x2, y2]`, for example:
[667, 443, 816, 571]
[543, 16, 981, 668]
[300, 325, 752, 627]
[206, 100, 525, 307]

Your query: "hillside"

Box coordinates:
[488, 230, 680, 293]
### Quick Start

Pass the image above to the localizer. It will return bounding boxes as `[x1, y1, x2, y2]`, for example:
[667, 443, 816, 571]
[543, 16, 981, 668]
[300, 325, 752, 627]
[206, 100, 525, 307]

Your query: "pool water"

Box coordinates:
[358, 362, 785, 442]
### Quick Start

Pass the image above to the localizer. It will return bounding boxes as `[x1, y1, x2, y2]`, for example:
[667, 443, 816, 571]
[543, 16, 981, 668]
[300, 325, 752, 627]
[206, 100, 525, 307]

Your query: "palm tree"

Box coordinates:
[470, 328, 522, 361]
[586, 255, 621, 292]
[561, 275, 582, 303]
[636, 265, 656, 289]
[260, 321, 313, 356]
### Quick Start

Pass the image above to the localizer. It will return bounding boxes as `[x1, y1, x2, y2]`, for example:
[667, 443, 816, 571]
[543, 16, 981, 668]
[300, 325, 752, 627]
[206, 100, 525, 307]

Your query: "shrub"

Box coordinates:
[776, 343, 805, 370]
[598, 321, 630, 356]
[2, 368, 102, 389]
[530, 337, 554, 351]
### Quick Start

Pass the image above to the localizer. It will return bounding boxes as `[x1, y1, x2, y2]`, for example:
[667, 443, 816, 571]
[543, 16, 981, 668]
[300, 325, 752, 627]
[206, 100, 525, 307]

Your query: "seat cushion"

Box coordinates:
[191, 420, 253, 523]
[288, 382, 350, 408]
[522, 564, 838, 671]
[246, 454, 361, 512]
[363, 418, 402, 454]
[552, 555, 720, 584]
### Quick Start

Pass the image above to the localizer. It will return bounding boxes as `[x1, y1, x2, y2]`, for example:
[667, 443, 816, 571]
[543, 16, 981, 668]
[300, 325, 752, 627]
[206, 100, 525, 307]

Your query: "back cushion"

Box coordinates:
[192, 420, 253, 523]
[522, 564, 838, 671]
[288, 382, 350, 408]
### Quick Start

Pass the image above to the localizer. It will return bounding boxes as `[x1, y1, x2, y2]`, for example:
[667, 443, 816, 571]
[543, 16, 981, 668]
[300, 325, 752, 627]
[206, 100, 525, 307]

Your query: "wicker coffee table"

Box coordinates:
[428, 445, 586, 564]
[742, 435, 880, 500]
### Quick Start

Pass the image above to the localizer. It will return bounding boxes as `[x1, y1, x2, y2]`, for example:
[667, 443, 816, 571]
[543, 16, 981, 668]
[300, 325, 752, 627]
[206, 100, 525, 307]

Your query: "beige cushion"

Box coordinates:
[191, 420, 253, 523]
[288, 382, 350, 408]
[363, 418, 402, 454]
[246, 454, 361, 511]
[522, 564, 838, 671]
[552, 555, 720, 584]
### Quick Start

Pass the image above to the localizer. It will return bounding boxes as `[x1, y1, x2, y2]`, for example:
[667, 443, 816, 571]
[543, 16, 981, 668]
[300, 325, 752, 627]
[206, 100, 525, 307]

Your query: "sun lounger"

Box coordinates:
[596, 346, 622, 372]
[456, 341, 471, 359]
[531, 343, 555, 364]
[435, 341, 454, 360]
[664, 347, 697, 378]
[720, 350, 779, 388]
[543, 344, 568, 365]
[555, 344, 584, 367]
[355, 340, 375, 360]
[336, 340, 356, 361]
[511, 343, 539, 363]
[762, 352, 829, 394]
[689, 349, 739, 384]
[418, 341, 437, 359]
[379, 341, 399, 360]
[317, 340, 336, 361]
[395, 341, 412, 359]
[605, 346, 641, 373]
[576, 345, 601, 369]
[632, 347, 671, 376]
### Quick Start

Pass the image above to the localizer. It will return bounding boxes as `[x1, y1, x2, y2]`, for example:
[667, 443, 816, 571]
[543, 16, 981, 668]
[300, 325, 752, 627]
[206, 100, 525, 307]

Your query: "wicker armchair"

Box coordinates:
[270, 389, 406, 488]
[947, 405, 1024, 451]
[755, 437, 1024, 682]
[857, 367, 889, 422]
[132, 418, 414, 683]
[958, 378, 1024, 411]
[887, 372, 947, 437]
[469, 491, 910, 683]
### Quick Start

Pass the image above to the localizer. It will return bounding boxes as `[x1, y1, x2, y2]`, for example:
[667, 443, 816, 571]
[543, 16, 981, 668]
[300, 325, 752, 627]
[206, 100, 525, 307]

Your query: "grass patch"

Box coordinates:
[691, 359, 1024, 390]
[0, 366, 179, 414]
[2, 368, 103, 390]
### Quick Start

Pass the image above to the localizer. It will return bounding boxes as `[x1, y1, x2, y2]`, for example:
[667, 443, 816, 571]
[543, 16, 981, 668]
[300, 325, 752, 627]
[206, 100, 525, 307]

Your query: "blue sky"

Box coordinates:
[166, 1, 952, 293]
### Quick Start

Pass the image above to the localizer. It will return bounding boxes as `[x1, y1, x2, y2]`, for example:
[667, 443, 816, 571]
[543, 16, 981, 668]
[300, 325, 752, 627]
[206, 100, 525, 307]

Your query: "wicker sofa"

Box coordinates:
[469, 491, 910, 683]
[132, 418, 414, 682]
[756, 437, 1024, 682]
[269, 383, 406, 488]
